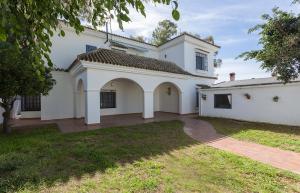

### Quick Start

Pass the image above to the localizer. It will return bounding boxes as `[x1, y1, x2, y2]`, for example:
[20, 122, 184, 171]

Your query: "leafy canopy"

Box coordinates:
[239, 6, 300, 83]
[152, 19, 178, 45]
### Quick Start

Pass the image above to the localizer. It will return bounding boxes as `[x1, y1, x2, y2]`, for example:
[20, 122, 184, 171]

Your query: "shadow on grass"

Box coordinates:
[0, 120, 198, 192]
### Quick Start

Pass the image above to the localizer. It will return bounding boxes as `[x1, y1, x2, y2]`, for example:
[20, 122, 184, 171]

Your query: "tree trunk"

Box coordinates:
[2, 110, 11, 134]
[1, 97, 15, 134]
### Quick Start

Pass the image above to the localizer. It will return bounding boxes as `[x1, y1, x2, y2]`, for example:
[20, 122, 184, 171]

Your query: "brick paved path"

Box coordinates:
[182, 117, 300, 174]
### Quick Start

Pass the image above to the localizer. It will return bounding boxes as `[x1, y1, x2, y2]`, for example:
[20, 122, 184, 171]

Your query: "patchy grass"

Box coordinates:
[0, 121, 299, 193]
[200, 117, 300, 153]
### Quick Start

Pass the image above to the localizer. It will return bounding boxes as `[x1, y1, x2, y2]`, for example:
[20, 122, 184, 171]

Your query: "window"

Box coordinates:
[21, 96, 41, 111]
[86, 44, 97, 53]
[196, 52, 208, 71]
[214, 94, 232, 109]
[100, 91, 116, 109]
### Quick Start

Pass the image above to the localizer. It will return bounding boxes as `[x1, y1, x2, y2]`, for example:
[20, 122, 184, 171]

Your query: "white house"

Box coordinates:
[0, 21, 220, 124]
[199, 73, 300, 126]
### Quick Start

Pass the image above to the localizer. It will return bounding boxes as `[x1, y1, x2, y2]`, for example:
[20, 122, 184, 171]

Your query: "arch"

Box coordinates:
[98, 77, 145, 93]
[153, 82, 182, 114]
[99, 78, 144, 117]
[75, 79, 85, 118]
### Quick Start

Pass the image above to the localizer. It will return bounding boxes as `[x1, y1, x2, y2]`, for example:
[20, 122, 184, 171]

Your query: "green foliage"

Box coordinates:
[201, 117, 300, 153]
[152, 19, 178, 45]
[239, 6, 300, 83]
[0, 0, 180, 133]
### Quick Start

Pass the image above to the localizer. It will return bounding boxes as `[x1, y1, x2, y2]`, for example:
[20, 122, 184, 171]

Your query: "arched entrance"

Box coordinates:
[154, 82, 181, 114]
[100, 78, 144, 117]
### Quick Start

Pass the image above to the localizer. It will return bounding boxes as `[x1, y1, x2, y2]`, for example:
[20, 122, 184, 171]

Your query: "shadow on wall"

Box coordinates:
[0, 120, 198, 192]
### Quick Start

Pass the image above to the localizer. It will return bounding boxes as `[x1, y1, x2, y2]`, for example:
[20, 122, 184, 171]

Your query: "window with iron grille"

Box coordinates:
[21, 96, 41, 111]
[100, 91, 116, 109]
[196, 52, 208, 71]
[214, 94, 232, 109]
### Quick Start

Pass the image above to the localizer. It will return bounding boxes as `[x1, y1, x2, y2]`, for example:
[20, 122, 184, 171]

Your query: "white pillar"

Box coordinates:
[85, 90, 100, 124]
[74, 91, 81, 118]
[143, 91, 154, 119]
[179, 92, 183, 114]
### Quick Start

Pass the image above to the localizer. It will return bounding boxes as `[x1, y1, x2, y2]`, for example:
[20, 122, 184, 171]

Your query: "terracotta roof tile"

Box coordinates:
[72, 48, 192, 75]
[68, 48, 217, 79]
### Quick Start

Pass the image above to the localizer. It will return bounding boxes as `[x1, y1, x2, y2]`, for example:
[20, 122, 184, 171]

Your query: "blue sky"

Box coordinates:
[105, 0, 300, 82]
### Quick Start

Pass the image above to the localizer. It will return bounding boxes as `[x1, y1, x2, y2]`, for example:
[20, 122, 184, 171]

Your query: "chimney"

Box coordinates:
[229, 72, 236, 81]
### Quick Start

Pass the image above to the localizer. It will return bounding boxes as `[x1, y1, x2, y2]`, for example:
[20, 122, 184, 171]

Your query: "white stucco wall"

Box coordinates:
[200, 83, 300, 126]
[41, 71, 74, 120]
[50, 26, 158, 69]
[100, 79, 143, 116]
[159, 42, 185, 70]
[154, 83, 179, 113]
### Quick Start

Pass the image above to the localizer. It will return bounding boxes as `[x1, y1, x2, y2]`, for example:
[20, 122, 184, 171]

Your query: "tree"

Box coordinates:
[239, 4, 300, 83]
[152, 19, 178, 45]
[130, 35, 147, 43]
[0, 0, 180, 134]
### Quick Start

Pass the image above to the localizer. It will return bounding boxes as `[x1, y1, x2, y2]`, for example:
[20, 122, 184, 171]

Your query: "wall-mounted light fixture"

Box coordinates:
[273, 96, 279, 102]
[244, 93, 251, 100]
[201, 94, 207, 100]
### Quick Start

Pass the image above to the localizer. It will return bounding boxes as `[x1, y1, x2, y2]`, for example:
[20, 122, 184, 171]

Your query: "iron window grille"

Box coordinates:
[100, 91, 116, 109]
[21, 95, 41, 111]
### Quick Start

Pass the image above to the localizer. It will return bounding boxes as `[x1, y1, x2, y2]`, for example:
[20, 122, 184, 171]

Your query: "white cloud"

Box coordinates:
[217, 37, 250, 45]
[100, 3, 172, 37]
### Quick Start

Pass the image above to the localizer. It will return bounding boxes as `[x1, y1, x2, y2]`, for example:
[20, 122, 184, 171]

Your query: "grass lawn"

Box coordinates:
[0, 121, 299, 193]
[200, 117, 300, 153]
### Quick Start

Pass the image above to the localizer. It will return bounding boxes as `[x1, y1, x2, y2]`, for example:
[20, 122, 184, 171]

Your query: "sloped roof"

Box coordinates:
[69, 48, 216, 79]
[206, 77, 300, 89]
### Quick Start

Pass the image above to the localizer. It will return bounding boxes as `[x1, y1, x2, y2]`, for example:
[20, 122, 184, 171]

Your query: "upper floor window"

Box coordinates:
[196, 52, 208, 71]
[86, 45, 97, 53]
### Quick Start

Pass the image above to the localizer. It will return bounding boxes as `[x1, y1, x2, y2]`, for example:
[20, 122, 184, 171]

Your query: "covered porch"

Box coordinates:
[12, 112, 195, 133]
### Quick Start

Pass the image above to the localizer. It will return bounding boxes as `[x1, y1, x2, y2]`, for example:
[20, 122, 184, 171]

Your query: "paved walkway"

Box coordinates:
[182, 117, 300, 175]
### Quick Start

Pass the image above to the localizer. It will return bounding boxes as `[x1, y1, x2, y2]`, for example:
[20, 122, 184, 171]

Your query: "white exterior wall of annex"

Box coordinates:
[199, 83, 300, 126]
